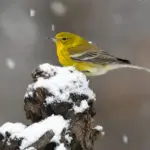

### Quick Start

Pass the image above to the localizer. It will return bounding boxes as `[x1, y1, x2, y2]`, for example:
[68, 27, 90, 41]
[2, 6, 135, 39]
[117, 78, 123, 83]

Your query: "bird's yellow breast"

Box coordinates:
[56, 43, 104, 76]
[57, 46, 73, 66]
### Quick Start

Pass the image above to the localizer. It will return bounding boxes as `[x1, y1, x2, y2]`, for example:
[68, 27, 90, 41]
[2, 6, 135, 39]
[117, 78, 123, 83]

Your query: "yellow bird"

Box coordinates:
[52, 32, 150, 76]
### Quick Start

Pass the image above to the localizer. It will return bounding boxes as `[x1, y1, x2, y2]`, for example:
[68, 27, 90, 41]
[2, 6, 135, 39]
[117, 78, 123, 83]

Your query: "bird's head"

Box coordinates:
[52, 32, 89, 49]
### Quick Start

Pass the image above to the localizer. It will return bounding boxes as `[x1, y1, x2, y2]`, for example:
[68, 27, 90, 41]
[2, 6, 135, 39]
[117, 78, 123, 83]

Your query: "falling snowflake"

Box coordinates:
[30, 9, 36, 17]
[101, 131, 105, 136]
[50, 1, 67, 16]
[122, 134, 128, 144]
[52, 24, 55, 31]
[6, 58, 16, 69]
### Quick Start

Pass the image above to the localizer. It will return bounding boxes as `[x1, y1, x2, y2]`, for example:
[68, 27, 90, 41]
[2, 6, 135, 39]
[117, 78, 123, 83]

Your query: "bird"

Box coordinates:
[52, 32, 150, 76]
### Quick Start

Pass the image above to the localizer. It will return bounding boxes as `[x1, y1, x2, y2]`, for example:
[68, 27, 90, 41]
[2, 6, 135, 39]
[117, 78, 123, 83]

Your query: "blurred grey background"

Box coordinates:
[0, 0, 150, 149]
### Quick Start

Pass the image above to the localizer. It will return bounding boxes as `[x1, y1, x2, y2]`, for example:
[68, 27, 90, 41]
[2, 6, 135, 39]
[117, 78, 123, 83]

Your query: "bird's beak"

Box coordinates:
[51, 38, 57, 42]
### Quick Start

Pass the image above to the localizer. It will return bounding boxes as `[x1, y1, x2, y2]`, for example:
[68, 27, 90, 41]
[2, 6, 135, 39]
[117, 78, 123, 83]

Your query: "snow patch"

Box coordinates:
[0, 122, 26, 136]
[10, 115, 69, 149]
[93, 125, 103, 131]
[73, 100, 89, 113]
[25, 147, 37, 150]
[55, 143, 66, 150]
[65, 134, 72, 143]
[25, 63, 95, 104]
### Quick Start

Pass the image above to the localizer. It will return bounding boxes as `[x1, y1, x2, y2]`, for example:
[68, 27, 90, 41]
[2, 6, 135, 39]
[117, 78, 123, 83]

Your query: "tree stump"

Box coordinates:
[0, 64, 104, 150]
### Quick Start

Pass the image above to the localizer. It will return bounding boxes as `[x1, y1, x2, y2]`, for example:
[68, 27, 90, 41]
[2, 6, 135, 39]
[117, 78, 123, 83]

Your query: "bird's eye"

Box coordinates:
[62, 37, 67, 41]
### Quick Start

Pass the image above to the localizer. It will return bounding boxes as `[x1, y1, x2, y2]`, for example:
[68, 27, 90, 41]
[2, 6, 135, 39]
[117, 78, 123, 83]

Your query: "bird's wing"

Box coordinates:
[69, 45, 129, 65]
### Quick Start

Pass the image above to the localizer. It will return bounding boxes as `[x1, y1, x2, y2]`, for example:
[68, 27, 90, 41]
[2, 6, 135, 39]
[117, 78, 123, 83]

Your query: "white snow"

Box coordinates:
[6, 58, 16, 69]
[10, 115, 69, 149]
[50, 1, 67, 16]
[24, 84, 34, 98]
[25, 147, 37, 150]
[73, 100, 89, 113]
[55, 143, 66, 150]
[25, 63, 95, 104]
[0, 122, 26, 136]
[93, 125, 105, 136]
[39, 63, 59, 76]
[65, 134, 72, 143]
[122, 134, 128, 144]
[45, 96, 55, 104]
[93, 125, 103, 131]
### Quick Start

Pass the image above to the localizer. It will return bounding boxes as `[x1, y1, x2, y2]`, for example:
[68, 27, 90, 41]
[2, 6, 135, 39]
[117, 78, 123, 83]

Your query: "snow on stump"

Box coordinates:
[0, 63, 104, 150]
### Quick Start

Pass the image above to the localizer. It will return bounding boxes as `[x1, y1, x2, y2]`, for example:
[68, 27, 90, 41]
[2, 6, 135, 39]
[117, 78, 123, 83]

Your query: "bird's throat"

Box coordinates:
[57, 47, 75, 66]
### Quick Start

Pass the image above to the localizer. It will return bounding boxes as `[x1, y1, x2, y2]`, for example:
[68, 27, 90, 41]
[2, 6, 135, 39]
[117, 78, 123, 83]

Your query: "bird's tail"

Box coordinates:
[111, 64, 150, 73]
[112, 57, 150, 73]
